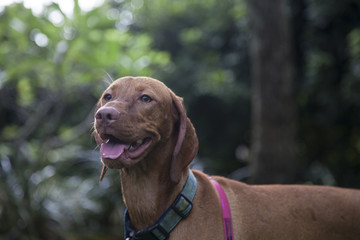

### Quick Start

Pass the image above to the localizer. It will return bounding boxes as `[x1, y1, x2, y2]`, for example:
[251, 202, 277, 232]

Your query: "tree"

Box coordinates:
[133, 0, 251, 175]
[1, 0, 360, 238]
[0, 2, 169, 239]
[246, 0, 299, 183]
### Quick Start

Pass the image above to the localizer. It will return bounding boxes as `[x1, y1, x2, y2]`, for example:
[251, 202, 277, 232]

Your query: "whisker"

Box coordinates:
[103, 71, 114, 86]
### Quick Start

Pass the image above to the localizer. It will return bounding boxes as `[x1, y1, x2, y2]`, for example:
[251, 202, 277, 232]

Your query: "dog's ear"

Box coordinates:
[170, 93, 199, 183]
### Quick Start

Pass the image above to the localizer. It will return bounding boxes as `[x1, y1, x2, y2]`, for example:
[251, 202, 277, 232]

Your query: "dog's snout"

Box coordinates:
[95, 107, 120, 125]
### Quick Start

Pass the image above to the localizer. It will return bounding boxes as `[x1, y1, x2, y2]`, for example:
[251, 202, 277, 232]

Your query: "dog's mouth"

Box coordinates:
[98, 134, 153, 181]
[100, 134, 152, 161]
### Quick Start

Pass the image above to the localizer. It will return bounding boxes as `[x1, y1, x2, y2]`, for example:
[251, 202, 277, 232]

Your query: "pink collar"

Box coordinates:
[209, 177, 234, 240]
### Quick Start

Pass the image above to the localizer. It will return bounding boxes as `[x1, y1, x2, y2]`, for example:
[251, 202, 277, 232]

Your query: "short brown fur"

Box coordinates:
[94, 76, 360, 240]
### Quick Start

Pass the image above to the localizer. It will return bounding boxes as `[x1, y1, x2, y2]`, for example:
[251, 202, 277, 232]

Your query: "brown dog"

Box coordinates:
[93, 76, 360, 240]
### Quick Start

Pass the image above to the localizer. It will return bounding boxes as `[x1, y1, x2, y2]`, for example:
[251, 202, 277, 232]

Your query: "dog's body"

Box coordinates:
[94, 76, 360, 240]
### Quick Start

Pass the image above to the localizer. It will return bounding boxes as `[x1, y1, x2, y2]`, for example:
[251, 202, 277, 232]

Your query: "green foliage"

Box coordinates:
[0, 1, 169, 239]
[297, 0, 360, 187]
[132, 0, 250, 175]
[1, 0, 360, 238]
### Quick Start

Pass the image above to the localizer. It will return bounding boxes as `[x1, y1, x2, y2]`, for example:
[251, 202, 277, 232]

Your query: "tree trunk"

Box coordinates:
[246, 0, 298, 184]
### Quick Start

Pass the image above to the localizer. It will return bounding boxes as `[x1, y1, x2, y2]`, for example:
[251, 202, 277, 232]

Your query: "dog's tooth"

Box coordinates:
[128, 140, 143, 151]
[106, 139, 110, 143]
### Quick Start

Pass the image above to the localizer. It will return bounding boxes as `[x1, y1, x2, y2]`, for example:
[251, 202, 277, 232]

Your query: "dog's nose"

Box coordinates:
[95, 107, 120, 125]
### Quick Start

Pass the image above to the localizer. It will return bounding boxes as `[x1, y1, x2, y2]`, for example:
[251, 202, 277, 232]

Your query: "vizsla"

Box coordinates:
[93, 76, 360, 240]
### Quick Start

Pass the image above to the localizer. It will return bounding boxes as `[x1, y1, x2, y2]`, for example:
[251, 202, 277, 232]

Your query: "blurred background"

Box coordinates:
[1, 0, 360, 239]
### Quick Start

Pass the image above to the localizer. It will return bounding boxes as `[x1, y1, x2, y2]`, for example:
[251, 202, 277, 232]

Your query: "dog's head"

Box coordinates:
[93, 76, 198, 183]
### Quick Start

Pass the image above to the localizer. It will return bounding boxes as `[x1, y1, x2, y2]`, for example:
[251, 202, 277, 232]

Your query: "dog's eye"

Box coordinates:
[140, 95, 152, 103]
[103, 93, 112, 101]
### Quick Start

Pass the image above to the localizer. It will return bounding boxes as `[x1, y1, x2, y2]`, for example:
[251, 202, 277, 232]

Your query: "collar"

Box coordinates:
[124, 170, 198, 240]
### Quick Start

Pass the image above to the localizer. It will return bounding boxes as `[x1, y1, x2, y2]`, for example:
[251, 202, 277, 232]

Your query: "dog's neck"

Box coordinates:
[120, 163, 188, 231]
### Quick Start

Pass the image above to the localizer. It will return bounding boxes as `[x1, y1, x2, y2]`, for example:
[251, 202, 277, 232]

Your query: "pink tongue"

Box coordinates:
[100, 142, 130, 159]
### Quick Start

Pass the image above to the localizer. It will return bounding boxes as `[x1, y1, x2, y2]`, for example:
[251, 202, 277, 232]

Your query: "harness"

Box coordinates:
[209, 177, 234, 240]
[124, 171, 234, 240]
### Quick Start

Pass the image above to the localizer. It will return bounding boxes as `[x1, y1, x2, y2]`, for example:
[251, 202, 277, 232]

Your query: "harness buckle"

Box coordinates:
[151, 224, 170, 240]
[171, 193, 193, 218]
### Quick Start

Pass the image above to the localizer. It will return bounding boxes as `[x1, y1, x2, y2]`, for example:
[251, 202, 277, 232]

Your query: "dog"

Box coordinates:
[93, 76, 360, 240]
